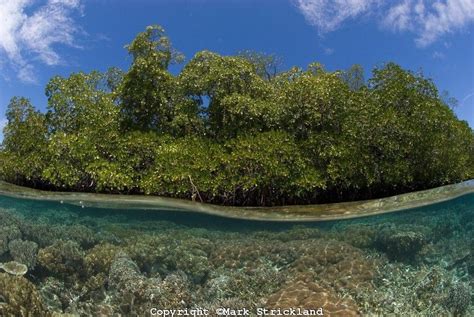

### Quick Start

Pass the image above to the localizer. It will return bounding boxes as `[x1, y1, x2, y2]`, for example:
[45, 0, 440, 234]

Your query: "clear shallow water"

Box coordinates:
[0, 193, 473, 316]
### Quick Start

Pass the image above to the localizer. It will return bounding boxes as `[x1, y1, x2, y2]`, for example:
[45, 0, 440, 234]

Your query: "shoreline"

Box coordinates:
[1, 179, 473, 222]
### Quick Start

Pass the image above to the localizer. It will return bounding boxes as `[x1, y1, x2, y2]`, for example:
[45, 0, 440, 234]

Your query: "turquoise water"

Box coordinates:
[0, 193, 473, 316]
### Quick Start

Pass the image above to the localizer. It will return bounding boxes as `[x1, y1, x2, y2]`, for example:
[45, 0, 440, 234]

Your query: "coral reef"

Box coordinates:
[21, 223, 99, 249]
[38, 277, 71, 312]
[375, 228, 428, 262]
[329, 224, 378, 249]
[107, 251, 192, 315]
[0, 225, 22, 256]
[203, 262, 285, 303]
[0, 192, 472, 316]
[290, 239, 378, 292]
[37, 240, 85, 279]
[0, 261, 28, 276]
[0, 273, 47, 316]
[84, 242, 120, 276]
[444, 283, 472, 317]
[8, 239, 38, 269]
[124, 234, 213, 283]
[266, 279, 360, 316]
[271, 226, 323, 242]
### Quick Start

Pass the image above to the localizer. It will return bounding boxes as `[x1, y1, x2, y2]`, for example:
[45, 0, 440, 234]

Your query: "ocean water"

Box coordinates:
[0, 192, 472, 316]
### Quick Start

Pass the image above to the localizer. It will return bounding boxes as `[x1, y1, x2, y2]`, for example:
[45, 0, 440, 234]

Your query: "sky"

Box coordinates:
[0, 0, 473, 140]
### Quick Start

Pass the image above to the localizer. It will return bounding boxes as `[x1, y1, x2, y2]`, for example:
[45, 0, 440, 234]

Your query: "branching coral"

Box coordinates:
[37, 240, 85, 279]
[8, 239, 38, 269]
[0, 273, 47, 316]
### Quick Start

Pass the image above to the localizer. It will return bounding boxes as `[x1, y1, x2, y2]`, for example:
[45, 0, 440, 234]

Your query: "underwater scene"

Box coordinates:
[0, 187, 473, 316]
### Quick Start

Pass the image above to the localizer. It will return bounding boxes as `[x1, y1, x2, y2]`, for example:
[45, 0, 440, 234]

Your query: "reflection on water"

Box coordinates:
[0, 193, 473, 316]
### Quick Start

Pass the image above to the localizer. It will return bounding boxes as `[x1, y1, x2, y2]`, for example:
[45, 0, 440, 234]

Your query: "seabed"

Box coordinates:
[0, 181, 473, 316]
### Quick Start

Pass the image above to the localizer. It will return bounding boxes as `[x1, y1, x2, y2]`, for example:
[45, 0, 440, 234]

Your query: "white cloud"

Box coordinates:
[294, 0, 474, 46]
[293, 0, 378, 33]
[383, 0, 413, 32]
[0, 0, 82, 83]
[415, 0, 474, 46]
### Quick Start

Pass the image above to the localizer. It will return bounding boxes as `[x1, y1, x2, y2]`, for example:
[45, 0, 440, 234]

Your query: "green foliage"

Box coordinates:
[3, 97, 47, 157]
[222, 131, 324, 205]
[340, 64, 365, 91]
[278, 66, 350, 139]
[366, 63, 473, 189]
[1, 25, 473, 206]
[217, 94, 281, 137]
[238, 50, 282, 81]
[120, 25, 183, 132]
[179, 51, 273, 138]
[369, 62, 438, 111]
[126, 25, 184, 68]
[0, 97, 48, 183]
[141, 136, 224, 199]
[41, 133, 96, 189]
[45, 72, 120, 138]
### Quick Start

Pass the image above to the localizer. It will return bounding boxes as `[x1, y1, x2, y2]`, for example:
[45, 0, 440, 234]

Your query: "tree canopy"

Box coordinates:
[1, 25, 473, 206]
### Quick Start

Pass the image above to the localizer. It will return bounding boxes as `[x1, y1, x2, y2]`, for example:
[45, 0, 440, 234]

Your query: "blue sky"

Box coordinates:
[0, 0, 473, 140]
